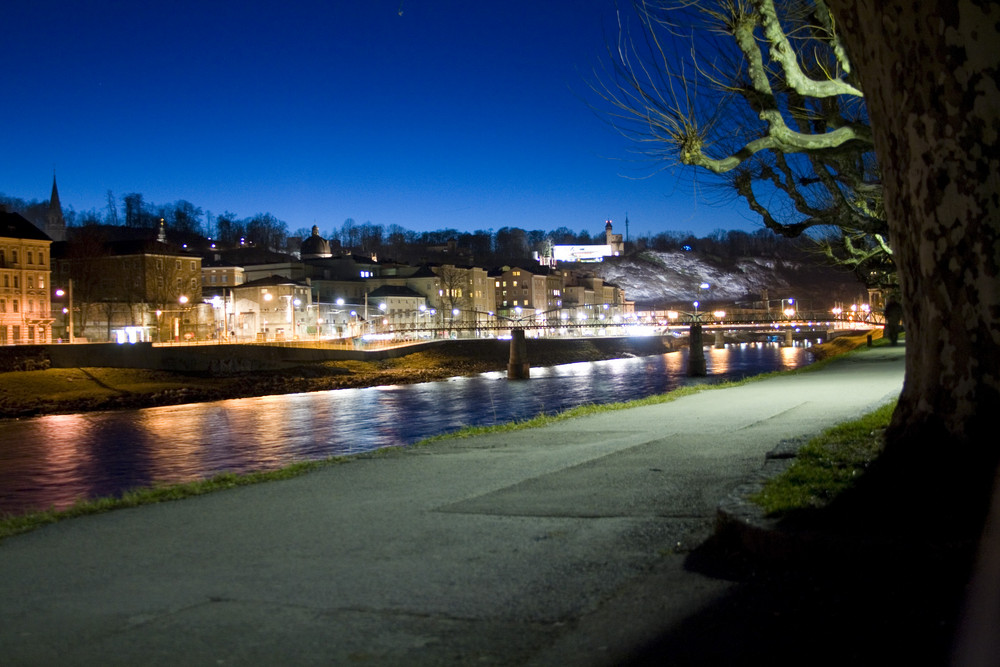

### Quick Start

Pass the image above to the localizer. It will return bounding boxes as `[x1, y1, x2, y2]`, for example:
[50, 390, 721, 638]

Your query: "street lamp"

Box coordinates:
[55, 279, 74, 343]
[781, 298, 795, 319]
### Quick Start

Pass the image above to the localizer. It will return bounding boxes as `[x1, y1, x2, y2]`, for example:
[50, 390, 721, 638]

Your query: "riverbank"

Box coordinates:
[0, 342, 925, 666]
[0, 337, 675, 419]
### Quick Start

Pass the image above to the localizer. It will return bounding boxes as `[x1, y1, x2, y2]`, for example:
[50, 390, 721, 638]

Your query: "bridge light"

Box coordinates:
[713, 310, 726, 319]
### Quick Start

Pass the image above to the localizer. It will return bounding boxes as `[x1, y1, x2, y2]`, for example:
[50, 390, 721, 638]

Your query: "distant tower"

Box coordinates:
[46, 173, 66, 241]
[605, 220, 624, 256]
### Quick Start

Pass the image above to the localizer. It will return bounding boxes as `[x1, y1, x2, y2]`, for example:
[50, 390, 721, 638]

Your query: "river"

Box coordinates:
[0, 344, 813, 516]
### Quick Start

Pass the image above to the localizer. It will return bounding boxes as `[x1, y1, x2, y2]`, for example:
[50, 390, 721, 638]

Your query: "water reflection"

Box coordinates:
[0, 345, 811, 515]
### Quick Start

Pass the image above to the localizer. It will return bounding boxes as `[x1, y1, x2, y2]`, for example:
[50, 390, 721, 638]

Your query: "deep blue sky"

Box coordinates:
[1, 0, 757, 239]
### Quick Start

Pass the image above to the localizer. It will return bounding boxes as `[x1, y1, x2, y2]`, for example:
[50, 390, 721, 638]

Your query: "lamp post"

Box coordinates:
[175, 295, 189, 341]
[55, 279, 73, 343]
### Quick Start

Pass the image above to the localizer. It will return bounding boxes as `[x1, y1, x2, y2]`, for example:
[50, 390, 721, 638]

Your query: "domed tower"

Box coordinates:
[301, 225, 333, 259]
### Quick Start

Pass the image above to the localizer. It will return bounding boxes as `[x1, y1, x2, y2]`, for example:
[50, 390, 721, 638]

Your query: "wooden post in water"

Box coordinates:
[688, 324, 706, 376]
[507, 328, 530, 379]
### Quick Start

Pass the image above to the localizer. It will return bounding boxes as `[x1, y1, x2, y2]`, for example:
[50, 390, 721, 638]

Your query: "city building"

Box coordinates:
[229, 275, 313, 341]
[365, 285, 429, 335]
[53, 234, 205, 342]
[0, 211, 54, 344]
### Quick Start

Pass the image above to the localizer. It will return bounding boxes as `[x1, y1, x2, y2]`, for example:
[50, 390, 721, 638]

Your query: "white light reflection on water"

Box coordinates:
[0, 345, 812, 515]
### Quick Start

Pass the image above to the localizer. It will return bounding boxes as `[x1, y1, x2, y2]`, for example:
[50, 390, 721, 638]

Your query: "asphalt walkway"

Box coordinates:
[0, 345, 907, 666]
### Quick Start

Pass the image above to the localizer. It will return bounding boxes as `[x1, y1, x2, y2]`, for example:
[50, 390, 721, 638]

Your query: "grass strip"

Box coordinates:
[0, 457, 345, 543]
[751, 400, 895, 516]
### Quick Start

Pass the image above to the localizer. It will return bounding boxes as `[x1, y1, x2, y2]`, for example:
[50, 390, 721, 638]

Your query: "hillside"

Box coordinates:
[587, 250, 865, 311]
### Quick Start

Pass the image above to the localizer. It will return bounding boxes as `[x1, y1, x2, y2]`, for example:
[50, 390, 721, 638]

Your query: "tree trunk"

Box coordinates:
[825, 0, 999, 506]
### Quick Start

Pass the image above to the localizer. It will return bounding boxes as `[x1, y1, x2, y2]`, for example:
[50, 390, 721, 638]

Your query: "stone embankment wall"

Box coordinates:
[13, 336, 675, 375]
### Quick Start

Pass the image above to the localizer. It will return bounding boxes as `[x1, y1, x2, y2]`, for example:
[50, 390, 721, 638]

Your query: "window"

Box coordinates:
[0, 299, 5, 312]
[0, 250, 4, 264]
[38, 277, 45, 289]
[2, 275, 7, 287]
[13, 300, 18, 313]
[12, 251, 18, 264]
[190, 261, 196, 271]
[211, 275, 217, 284]
[13, 276, 19, 288]
[38, 252, 44, 266]
[27, 252, 33, 264]
[222, 275, 228, 284]
[28, 299, 34, 313]
[175, 260, 181, 269]
[28, 277, 34, 289]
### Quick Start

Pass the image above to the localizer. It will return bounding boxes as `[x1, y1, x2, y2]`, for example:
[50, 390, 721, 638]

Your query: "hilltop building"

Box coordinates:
[542, 219, 625, 266]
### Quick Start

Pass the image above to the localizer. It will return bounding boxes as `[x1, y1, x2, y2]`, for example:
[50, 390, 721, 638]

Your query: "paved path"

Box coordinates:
[0, 346, 905, 666]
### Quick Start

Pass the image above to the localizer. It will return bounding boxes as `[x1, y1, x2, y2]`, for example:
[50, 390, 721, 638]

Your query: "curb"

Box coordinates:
[715, 439, 881, 565]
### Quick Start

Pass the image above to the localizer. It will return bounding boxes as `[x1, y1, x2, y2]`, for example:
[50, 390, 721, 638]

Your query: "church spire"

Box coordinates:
[46, 172, 66, 242]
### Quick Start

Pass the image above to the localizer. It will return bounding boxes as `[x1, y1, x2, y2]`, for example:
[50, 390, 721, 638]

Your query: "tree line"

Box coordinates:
[2, 190, 812, 265]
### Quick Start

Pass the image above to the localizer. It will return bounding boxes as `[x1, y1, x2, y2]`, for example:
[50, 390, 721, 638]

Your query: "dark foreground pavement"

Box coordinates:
[4, 344, 976, 666]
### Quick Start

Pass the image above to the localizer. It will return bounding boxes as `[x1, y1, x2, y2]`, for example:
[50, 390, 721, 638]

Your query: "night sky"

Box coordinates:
[2, 0, 757, 238]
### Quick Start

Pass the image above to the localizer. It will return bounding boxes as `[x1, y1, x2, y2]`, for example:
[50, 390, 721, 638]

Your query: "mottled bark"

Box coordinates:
[826, 1, 1000, 454]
